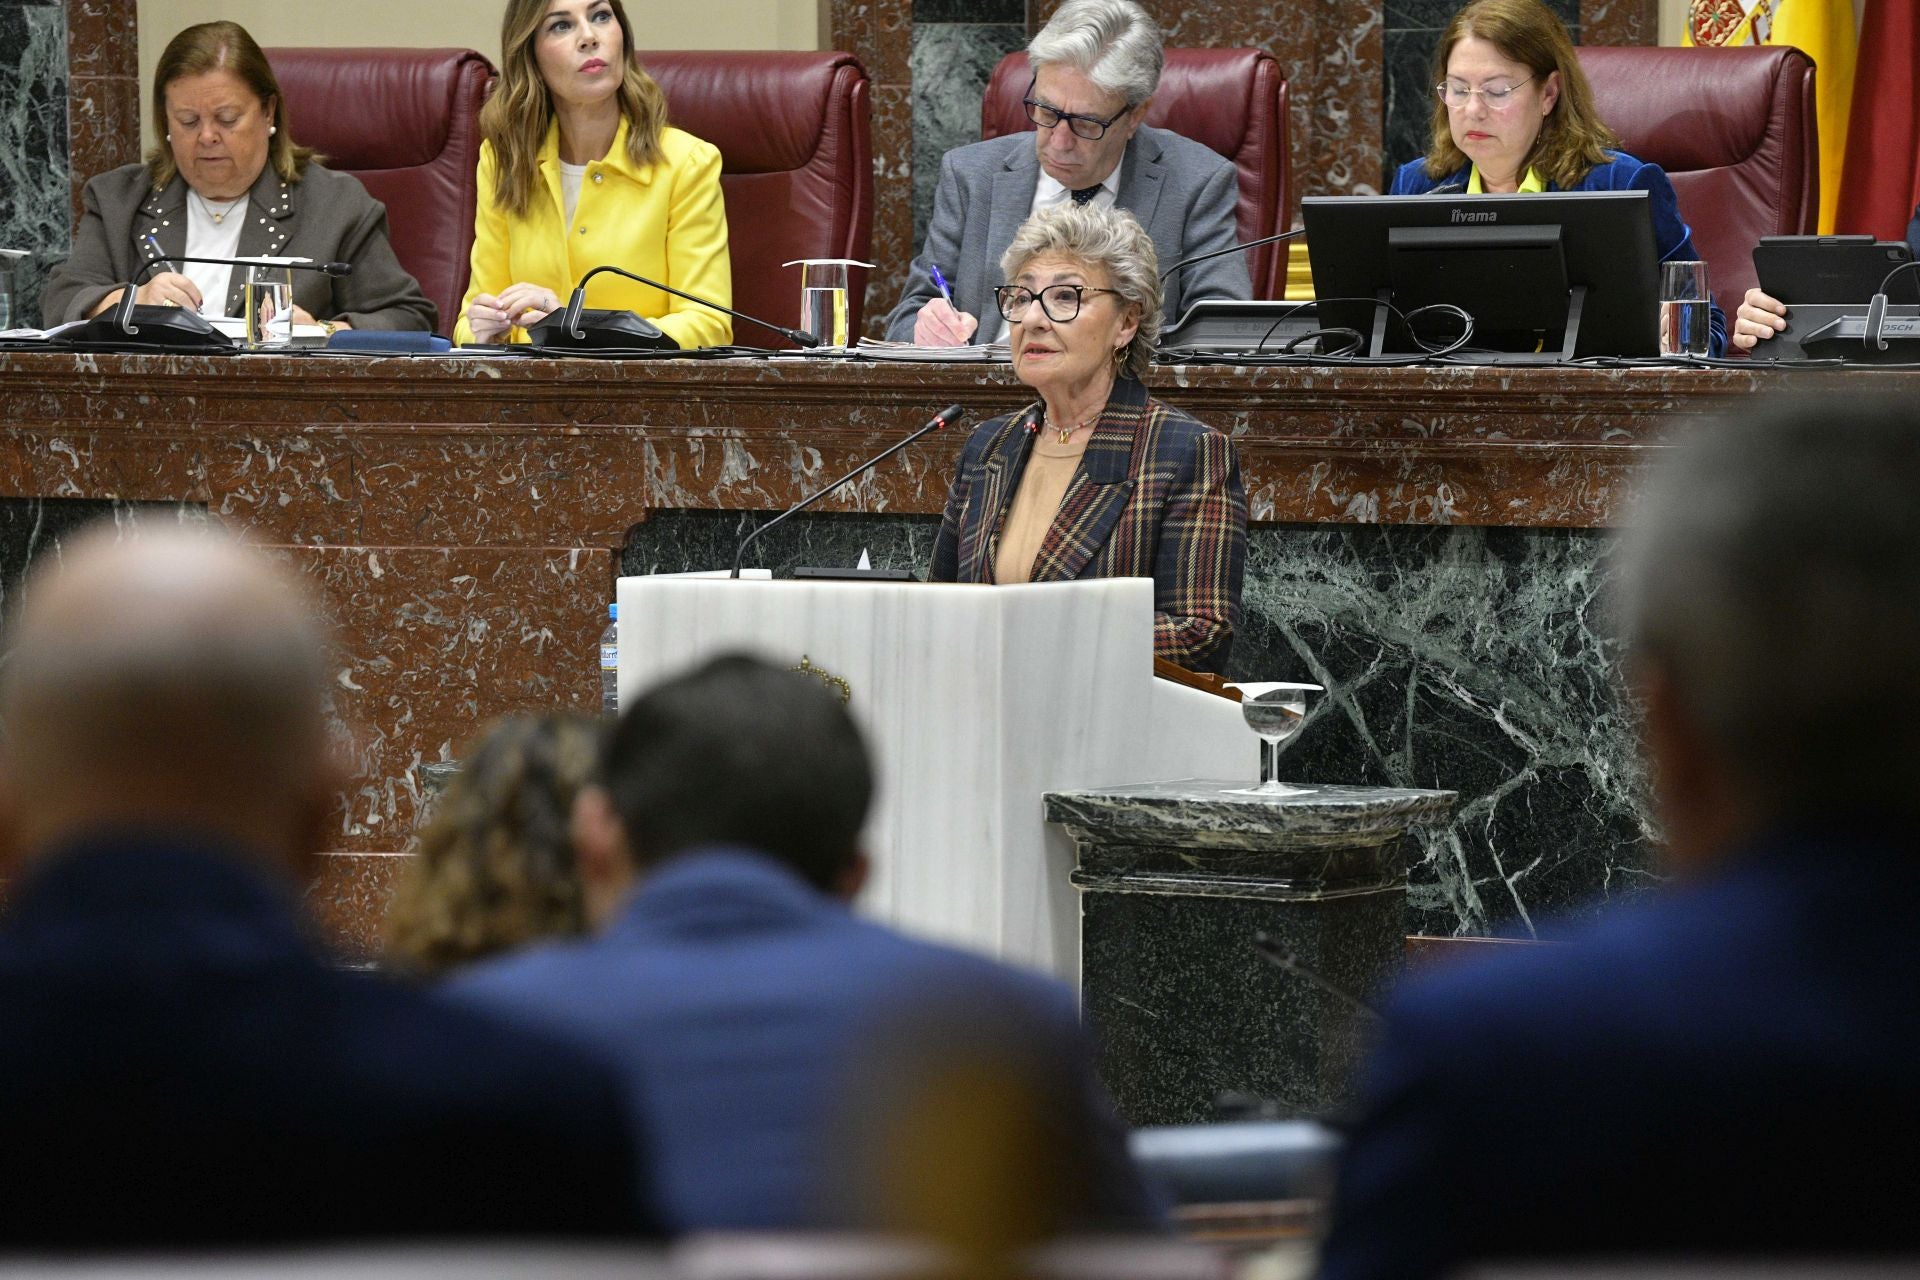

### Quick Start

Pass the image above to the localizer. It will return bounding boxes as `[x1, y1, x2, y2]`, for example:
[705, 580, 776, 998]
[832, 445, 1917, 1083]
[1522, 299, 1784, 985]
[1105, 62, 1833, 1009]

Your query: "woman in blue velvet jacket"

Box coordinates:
[1390, 0, 1725, 355]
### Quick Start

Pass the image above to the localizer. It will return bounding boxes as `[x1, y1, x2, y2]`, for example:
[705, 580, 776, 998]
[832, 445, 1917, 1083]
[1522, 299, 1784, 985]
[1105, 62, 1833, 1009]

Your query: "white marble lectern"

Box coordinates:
[615, 575, 1246, 982]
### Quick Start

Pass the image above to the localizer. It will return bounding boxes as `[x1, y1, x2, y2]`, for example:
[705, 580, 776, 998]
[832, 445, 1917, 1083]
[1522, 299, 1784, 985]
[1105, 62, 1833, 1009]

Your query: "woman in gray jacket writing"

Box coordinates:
[42, 21, 436, 333]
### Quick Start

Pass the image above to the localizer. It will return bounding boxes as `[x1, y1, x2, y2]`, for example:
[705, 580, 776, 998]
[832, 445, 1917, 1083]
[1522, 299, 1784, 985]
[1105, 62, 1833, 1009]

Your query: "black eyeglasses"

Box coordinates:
[1022, 76, 1133, 140]
[994, 283, 1124, 323]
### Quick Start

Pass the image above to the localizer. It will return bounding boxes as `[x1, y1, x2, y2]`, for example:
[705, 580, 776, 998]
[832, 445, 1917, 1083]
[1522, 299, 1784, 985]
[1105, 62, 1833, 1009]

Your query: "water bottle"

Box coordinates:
[599, 603, 619, 717]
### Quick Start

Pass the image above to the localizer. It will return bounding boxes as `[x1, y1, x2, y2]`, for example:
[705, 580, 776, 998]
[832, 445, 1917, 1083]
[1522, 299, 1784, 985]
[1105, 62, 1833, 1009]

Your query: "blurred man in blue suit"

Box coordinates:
[449, 653, 1160, 1235]
[0, 525, 649, 1249]
[1319, 396, 1920, 1279]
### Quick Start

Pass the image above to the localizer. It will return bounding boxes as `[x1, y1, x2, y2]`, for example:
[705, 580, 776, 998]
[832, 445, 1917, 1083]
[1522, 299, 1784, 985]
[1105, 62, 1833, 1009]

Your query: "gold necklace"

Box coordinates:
[1044, 412, 1097, 444]
[191, 190, 244, 224]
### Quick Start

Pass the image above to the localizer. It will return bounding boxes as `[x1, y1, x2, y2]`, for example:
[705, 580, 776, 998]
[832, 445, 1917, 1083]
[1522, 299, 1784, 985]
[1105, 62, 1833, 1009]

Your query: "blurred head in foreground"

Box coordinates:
[385, 713, 602, 976]
[570, 653, 1142, 1245]
[572, 651, 873, 926]
[0, 523, 335, 877]
[1616, 394, 1920, 872]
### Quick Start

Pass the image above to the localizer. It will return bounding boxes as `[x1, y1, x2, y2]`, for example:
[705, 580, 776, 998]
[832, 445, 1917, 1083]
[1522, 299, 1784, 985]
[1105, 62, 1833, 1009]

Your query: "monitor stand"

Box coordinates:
[1368, 285, 1588, 363]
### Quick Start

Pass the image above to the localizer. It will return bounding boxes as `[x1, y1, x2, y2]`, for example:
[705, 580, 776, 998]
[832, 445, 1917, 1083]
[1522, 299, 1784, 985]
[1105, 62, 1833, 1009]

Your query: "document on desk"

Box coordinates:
[849, 337, 1011, 362]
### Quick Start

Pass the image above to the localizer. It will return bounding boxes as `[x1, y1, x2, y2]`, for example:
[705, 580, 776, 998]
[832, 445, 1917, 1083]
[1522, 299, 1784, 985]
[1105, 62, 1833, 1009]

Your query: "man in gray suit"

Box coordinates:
[884, 0, 1250, 345]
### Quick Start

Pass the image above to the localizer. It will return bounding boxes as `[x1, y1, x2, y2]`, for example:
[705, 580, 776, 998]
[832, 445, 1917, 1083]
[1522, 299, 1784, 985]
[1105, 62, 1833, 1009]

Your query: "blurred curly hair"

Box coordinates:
[384, 713, 603, 976]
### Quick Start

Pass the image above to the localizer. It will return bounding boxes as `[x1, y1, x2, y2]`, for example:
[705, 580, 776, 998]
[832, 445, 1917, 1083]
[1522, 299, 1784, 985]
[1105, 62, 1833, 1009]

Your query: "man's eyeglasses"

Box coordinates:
[994, 283, 1124, 323]
[1022, 77, 1133, 140]
[1435, 76, 1534, 109]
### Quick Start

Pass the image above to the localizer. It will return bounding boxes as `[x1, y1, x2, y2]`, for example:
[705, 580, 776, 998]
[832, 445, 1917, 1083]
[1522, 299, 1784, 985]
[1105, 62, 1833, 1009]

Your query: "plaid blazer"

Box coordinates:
[929, 376, 1247, 675]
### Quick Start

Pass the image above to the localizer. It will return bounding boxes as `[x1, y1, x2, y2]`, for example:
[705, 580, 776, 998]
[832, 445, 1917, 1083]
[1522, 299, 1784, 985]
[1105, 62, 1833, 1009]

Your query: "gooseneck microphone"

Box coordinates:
[1160, 228, 1308, 285]
[731, 404, 966, 578]
[541, 263, 820, 352]
[113, 254, 352, 335]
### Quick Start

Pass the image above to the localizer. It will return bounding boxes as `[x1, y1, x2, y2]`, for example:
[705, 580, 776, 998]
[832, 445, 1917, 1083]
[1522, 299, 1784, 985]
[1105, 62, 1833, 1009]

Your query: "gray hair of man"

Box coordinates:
[1001, 202, 1162, 381]
[1613, 394, 1920, 820]
[1026, 0, 1165, 107]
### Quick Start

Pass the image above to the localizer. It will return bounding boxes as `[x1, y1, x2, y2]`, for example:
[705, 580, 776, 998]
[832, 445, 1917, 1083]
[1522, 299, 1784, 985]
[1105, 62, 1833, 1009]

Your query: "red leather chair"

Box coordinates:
[1578, 45, 1818, 317]
[981, 48, 1291, 300]
[267, 47, 495, 336]
[646, 52, 873, 346]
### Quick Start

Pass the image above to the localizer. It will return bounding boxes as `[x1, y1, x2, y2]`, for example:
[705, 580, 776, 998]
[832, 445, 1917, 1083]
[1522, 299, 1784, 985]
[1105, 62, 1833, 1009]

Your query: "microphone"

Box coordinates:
[72, 254, 353, 350]
[1251, 932, 1384, 1025]
[1864, 260, 1920, 353]
[732, 404, 966, 578]
[533, 263, 820, 353]
[1160, 228, 1307, 285]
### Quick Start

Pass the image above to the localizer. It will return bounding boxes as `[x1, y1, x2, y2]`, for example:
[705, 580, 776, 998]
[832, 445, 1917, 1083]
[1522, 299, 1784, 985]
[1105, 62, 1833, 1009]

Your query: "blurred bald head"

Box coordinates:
[1616, 394, 1920, 868]
[0, 524, 334, 871]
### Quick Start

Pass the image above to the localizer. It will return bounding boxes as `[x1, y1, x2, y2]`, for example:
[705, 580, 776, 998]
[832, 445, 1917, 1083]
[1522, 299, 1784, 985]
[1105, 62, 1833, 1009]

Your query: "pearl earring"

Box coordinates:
[269, 125, 277, 136]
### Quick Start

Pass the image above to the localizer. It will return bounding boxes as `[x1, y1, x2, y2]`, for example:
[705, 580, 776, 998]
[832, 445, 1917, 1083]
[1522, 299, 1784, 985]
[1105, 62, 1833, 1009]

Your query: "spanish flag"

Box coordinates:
[1686, 0, 1857, 233]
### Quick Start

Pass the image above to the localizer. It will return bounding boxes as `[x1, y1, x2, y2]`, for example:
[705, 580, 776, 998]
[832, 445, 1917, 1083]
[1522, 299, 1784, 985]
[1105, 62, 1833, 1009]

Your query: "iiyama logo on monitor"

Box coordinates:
[1451, 208, 1498, 223]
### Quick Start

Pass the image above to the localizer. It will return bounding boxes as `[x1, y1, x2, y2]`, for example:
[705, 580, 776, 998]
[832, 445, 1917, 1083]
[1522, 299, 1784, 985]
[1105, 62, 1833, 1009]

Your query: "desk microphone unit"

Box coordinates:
[64, 254, 353, 352]
[1158, 229, 1320, 356]
[534, 263, 819, 353]
[1760, 263, 1920, 363]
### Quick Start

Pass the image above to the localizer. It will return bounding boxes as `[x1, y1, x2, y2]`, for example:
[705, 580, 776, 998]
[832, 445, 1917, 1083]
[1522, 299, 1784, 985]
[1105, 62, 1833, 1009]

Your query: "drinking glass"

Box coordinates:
[784, 258, 873, 348]
[245, 262, 294, 348]
[1659, 260, 1712, 357]
[1225, 682, 1324, 796]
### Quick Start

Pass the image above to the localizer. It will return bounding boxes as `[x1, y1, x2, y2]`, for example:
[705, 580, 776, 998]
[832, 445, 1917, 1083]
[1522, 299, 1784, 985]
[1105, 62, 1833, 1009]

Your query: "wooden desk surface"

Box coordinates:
[0, 351, 1908, 953]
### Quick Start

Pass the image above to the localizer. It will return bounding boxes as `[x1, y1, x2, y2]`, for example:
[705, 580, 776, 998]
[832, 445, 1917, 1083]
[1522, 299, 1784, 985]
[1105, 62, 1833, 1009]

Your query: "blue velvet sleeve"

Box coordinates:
[1388, 157, 1431, 196]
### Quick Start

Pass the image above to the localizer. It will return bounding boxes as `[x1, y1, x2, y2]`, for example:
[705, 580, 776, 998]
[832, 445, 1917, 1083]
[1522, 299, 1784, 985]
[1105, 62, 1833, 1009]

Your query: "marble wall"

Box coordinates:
[1, 0, 138, 328]
[910, 0, 1026, 251]
[0, 0, 71, 327]
[624, 510, 1655, 940]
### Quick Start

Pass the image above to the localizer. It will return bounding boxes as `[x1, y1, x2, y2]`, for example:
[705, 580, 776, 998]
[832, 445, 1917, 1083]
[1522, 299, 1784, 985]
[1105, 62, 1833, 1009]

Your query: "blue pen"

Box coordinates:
[928, 263, 957, 310]
[141, 233, 173, 277]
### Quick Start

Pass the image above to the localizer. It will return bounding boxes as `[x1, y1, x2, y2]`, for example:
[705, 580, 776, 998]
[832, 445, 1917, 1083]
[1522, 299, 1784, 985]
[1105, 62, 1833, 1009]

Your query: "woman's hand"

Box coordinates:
[134, 272, 205, 312]
[287, 306, 350, 331]
[466, 283, 561, 342]
[1731, 287, 1788, 351]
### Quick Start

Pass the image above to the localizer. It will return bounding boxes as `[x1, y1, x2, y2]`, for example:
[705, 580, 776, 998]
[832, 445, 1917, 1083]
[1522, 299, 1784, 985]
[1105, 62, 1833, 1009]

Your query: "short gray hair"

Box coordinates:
[1615, 394, 1920, 817]
[1001, 202, 1161, 381]
[1026, 0, 1164, 107]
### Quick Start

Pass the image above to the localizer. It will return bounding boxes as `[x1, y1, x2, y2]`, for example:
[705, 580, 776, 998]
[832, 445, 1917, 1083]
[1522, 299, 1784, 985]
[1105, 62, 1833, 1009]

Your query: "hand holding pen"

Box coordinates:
[912, 261, 978, 347]
[128, 233, 203, 313]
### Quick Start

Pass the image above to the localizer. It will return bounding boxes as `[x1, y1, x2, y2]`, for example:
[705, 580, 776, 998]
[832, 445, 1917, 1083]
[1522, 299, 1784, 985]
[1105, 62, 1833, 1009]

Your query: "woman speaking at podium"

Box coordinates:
[456, 0, 732, 347]
[1389, 0, 1725, 355]
[927, 203, 1247, 676]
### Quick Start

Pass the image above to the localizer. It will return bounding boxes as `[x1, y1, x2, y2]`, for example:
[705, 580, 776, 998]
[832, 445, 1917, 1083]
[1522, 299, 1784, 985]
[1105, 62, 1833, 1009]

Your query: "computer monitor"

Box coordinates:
[1302, 189, 1662, 361]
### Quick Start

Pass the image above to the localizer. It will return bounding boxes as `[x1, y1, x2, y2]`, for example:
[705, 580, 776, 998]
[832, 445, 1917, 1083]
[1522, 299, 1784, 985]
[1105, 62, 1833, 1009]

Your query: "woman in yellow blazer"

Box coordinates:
[457, 0, 732, 347]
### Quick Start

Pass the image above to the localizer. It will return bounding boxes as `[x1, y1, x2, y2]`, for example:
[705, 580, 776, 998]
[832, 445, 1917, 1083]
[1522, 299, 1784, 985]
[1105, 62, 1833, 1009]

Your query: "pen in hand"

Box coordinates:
[928, 263, 957, 312]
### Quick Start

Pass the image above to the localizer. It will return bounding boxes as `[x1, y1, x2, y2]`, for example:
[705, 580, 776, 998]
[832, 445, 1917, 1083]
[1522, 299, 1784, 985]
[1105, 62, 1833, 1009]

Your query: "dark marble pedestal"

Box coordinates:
[1047, 781, 1456, 1126]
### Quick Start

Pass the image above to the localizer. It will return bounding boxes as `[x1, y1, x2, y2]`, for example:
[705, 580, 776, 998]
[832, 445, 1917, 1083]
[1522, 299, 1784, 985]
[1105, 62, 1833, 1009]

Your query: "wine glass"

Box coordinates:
[1224, 682, 1323, 796]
